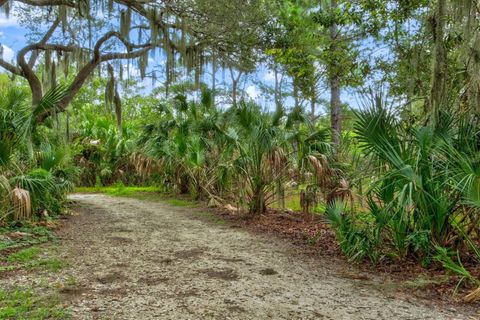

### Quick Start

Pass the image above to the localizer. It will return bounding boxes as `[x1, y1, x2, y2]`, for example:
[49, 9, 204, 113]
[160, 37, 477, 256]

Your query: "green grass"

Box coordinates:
[165, 199, 197, 207]
[74, 185, 199, 207]
[33, 258, 65, 272]
[0, 288, 68, 319]
[75, 185, 162, 196]
[402, 275, 450, 289]
[6, 247, 40, 263]
[196, 212, 226, 225]
[0, 226, 56, 252]
[1, 247, 66, 273]
[271, 194, 326, 214]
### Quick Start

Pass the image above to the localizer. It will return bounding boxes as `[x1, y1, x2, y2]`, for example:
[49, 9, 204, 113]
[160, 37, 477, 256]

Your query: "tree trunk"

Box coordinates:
[274, 65, 281, 109]
[330, 76, 341, 145]
[66, 111, 70, 143]
[114, 84, 122, 139]
[429, 0, 447, 123]
[330, 0, 341, 146]
[229, 67, 242, 106]
[232, 80, 237, 106]
[250, 185, 266, 214]
[293, 82, 299, 108]
[310, 93, 316, 122]
[212, 53, 216, 106]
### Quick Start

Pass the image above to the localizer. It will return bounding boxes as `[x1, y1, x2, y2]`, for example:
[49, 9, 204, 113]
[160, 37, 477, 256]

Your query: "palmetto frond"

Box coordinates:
[33, 84, 69, 119]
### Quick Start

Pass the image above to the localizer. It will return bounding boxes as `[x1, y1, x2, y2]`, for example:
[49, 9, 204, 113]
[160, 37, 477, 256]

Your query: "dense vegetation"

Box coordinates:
[0, 0, 479, 303]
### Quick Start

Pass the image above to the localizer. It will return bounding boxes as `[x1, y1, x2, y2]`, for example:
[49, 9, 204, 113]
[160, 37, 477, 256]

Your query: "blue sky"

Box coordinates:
[0, 15, 26, 61]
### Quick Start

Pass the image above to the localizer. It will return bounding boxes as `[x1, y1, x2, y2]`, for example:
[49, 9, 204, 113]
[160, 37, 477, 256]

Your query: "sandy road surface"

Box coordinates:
[5, 193, 476, 319]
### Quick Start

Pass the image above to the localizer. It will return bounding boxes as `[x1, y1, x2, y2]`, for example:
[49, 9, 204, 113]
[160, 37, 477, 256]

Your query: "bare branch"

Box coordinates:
[13, 0, 75, 7]
[100, 45, 151, 62]
[16, 39, 79, 105]
[35, 29, 152, 122]
[0, 59, 22, 75]
[29, 43, 78, 52]
[2, 0, 155, 122]
[28, 18, 61, 68]
[93, 31, 150, 60]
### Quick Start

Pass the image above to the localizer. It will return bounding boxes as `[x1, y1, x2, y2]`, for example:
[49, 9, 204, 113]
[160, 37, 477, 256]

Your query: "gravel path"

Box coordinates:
[8, 193, 477, 319]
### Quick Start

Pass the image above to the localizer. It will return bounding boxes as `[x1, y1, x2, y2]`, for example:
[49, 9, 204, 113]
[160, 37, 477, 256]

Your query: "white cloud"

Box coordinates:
[246, 85, 259, 100]
[0, 16, 19, 27]
[1, 44, 14, 62]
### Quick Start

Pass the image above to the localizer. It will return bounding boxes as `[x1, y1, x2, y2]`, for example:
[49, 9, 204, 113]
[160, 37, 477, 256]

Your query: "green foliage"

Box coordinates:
[0, 87, 31, 166]
[326, 201, 380, 263]
[0, 84, 77, 223]
[138, 92, 335, 214]
[32, 85, 69, 120]
[11, 168, 72, 215]
[324, 101, 480, 266]
[2, 0, 480, 289]
[434, 246, 478, 293]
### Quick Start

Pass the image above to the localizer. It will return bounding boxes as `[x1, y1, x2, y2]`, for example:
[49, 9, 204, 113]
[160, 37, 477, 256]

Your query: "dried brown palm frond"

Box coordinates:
[77, 156, 89, 167]
[327, 178, 354, 205]
[264, 147, 287, 172]
[307, 155, 324, 177]
[464, 287, 480, 303]
[11, 187, 32, 221]
[263, 147, 288, 183]
[129, 153, 161, 178]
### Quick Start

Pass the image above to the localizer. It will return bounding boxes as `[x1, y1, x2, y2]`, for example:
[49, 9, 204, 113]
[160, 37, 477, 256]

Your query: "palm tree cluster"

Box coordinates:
[0, 83, 77, 224]
[136, 90, 346, 215]
[328, 98, 480, 276]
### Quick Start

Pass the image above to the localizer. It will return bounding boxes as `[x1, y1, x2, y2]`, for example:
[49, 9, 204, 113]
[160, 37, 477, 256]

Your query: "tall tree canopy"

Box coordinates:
[0, 0, 269, 122]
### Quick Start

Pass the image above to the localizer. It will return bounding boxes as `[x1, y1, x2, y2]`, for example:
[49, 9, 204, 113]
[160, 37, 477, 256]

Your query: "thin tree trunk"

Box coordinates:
[293, 82, 299, 108]
[274, 65, 281, 109]
[212, 53, 216, 106]
[229, 67, 242, 106]
[232, 80, 237, 106]
[66, 111, 70, 143]
[429, 0, 447, 123]
[330, 76, 341, 145]
[310, 93, 316, 122]
[114, 84, 122, 139]
[330, 0, 341, 146]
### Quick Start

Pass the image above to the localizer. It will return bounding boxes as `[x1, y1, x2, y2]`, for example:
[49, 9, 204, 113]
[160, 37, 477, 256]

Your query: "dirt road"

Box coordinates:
[17, 194, 480, 319]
